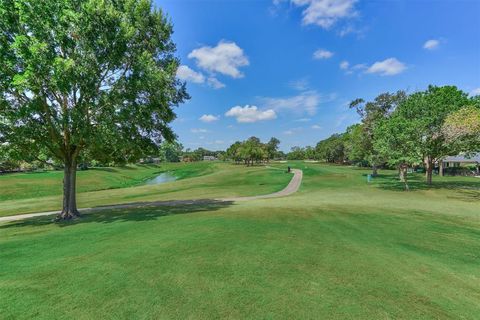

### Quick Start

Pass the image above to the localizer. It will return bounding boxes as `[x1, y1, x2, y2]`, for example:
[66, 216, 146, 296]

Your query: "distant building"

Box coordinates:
[180, 156, 194, 162]
[139, 157, 161, 164]
[439, 153, 480, 176]
[203, 156, 217, 161]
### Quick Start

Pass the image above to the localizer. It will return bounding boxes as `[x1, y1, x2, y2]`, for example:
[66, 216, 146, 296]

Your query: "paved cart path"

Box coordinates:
[0, 169, 302, 223]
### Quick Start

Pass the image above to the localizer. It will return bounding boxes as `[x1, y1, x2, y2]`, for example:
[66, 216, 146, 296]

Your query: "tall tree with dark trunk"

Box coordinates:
[0, 0, 189, 219]
[266, 137, 280, 161]
[392, 86, 470, 184]
[349, 91, 407, 176]
[374, 115, 422, 191]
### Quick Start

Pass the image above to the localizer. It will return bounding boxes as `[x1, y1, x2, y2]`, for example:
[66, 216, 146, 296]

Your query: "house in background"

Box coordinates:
[203, 155, 217, 161]
[439, 153, 480, 176]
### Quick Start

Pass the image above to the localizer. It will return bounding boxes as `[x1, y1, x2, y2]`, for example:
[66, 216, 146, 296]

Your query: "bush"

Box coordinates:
[443, 166, 477, 176]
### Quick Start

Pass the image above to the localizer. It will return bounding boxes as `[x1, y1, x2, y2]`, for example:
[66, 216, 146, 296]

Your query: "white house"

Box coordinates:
[439, 153, 480, 176]
[203, 156, 217, 161]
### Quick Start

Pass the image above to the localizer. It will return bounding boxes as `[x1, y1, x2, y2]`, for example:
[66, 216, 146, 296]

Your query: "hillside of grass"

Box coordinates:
[0, 163, 292, 216]
[0, 162, 479, 319]
[0, 162, 215, 202]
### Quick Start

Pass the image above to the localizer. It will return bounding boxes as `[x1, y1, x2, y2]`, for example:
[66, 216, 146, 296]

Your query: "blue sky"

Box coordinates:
[157, 0, 480, 151]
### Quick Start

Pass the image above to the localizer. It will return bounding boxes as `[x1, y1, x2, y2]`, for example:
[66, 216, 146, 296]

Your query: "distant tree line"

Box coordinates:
[284, 85, 480, 189]
[181, 147, 225, 162]
[225, 137, 282, 166]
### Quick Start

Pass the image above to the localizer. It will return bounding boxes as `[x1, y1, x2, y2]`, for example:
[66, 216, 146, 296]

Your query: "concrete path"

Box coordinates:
[0, 169, 303, 223]
[221, 169, 302, 201]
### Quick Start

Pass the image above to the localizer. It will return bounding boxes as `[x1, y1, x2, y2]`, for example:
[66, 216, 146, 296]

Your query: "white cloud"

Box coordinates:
[295, 118, 311, 122]
[423, 39, 440, 50]
[352, 63, 367, 70]
[338, 25, 364, 37]
[260, 90, 321, 115]
[366, 58, 406, 76]
[283, 127, 303, 135]
[177, 65, 225, 89]
[311, 124, 322, 129]
[225, 105, 277, 123]
[207, 77, 226, 89]
[290, 0, 358, 29]
[470, 88, 480, 96]
[199, 114, 219, 123]
[289, 78, 310, 91]
[190, 128, 208, 133]
[339, 60, 349, 70]
[188, 40, 249, 78]
[206, 140, 225, 145]
[313, 49, 334, 59]
[176, 65, 205, 83]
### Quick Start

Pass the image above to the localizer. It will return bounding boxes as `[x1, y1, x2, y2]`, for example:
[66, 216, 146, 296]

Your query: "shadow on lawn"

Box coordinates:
[0, 199, 234, 229]
[374, 174, 480, 200]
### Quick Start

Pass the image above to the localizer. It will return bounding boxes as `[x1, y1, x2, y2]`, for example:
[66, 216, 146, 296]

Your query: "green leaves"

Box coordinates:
[392, 86, 471, 161]
[0, 0, 188, 165]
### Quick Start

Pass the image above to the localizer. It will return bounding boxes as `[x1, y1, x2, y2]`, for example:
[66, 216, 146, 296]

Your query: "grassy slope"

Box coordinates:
[0, 162, 211, 202]
[0, 162, 291, 216]
[0, 163, 479, 319]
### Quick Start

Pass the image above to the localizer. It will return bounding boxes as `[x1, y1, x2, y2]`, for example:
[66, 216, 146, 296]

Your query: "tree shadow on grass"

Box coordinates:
[374, 174, 480, 201]
[90, 167, 118, 173]
[0, 199, 235, 230]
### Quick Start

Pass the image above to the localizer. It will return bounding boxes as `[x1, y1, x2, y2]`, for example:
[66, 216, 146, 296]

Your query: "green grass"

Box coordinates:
[0, 162, 212, 202]
[0, 162, 479, 319]
[0, 162, 291, 216]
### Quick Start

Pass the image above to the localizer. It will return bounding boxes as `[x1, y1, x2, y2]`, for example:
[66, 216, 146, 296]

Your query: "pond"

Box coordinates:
[144, 172, 177, 185]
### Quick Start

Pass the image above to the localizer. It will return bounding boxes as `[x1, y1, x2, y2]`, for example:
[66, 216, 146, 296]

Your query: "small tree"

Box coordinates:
[159, 141, 183, 163]
[0, 0, 189, 219]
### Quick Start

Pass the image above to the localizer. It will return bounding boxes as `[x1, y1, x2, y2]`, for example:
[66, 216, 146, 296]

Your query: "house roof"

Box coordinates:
[443, 153, 480, 163]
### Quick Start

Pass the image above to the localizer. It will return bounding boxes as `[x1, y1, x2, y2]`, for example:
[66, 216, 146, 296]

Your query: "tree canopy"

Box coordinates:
[284, 85, 479, 188]
[349, 91, 407, 175]
[226, 137, 280, 165]
[0, 0, 189, 218]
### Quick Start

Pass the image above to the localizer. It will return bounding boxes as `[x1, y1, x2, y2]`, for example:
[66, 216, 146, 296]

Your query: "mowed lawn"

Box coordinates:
[1, 163, 479, 319]
[0, 162, 291, 216]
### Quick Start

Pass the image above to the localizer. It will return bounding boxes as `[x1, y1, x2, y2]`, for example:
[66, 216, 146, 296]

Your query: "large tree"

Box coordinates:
[441, 104, 480, 152]
[392, 86, 470, 184]
[374, 115, 422, 191]
[344, 123, 368, 165]
[287, 146, 306, 160]
[349, 91, 407, 175]
[0, 0, 189, 219]
[239, 137, 265, 166]
[315, 133, 346, 163]
[265, 137, 280, 161]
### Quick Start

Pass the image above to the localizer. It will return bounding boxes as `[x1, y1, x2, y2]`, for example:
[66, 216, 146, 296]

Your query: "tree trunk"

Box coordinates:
[439, 160, 444, 177]
[59, 156, 80, 220]
[399, 163, 409, 191]
[425, 156, 433, 185]
[372, 164, 378, 177]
